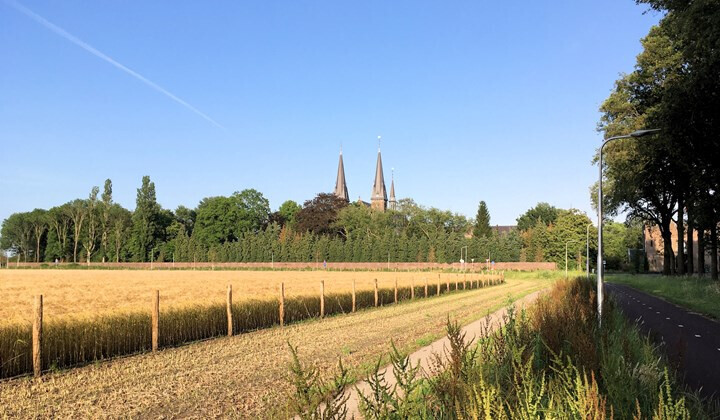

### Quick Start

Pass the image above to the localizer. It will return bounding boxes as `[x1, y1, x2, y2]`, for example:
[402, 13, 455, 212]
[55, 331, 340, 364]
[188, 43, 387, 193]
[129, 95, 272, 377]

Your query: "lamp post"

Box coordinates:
[460, 246, 468, 271]
[565, 240, 578, 280]
[597, 129, 660, 325]
[586, 224, 592, 279]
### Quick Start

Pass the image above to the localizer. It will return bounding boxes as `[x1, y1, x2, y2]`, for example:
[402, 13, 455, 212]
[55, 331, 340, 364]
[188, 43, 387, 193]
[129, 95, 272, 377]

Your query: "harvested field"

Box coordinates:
[0, 269, 504, 379]
[0, 269, 493, 322]
[0, 275, 551, 419]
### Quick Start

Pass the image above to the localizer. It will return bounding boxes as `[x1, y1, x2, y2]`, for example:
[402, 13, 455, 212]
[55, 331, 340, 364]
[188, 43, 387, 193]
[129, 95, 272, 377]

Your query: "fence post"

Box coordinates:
[374, 279, 378, 307]
[151, 290, 159, 352]
[424, 278, 428, 298]
[320, 281, 325, 318]
[33, 295, 43, 377]
[437, 275, 441, 296]
[394, 278, 398, 304]
[227, 284, 233, 337]
[279, 282, 285, 327]
[352, 279, 356, 312]
[446, 275, 450, 293]
[411, 278, 415, 300]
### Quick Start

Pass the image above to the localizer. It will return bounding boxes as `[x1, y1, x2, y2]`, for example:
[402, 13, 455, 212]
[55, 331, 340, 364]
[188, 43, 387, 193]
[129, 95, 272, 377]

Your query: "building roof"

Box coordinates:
[371, 149, 387, 202]
[333, 151, 349, 201]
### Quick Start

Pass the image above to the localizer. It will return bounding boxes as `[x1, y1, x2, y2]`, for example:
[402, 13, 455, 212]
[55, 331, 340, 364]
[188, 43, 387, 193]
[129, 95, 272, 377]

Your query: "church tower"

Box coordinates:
[371, 148, 387, 211]
[334, 149, 349, 202]
[389, 169, 397, 211]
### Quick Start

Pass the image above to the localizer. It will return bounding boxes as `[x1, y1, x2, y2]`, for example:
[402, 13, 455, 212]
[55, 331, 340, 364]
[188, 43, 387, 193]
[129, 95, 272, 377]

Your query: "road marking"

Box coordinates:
[648, 306, 652, 309]
[666, 317, 671, 320]
[678, 324, 684, 328]
[656, 312, 660, 314]
[694, 334, 701, 338]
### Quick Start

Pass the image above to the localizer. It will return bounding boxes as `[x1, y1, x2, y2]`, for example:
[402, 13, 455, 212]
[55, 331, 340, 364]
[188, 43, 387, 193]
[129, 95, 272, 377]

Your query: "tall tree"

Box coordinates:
[111, 204, 132, 262]
[0, 212, 33, 261]
[294, 193, 348, 236]
[28, 209, 48, 262]
[100, 179, 113, 262]
[473, 201, 492, 238]
[516, 202, 558, 231]
[66, 199, 87, 263]
[48, 205, 71, 261]
[83, 186, 100, 263]
[130, 176, 161, 262]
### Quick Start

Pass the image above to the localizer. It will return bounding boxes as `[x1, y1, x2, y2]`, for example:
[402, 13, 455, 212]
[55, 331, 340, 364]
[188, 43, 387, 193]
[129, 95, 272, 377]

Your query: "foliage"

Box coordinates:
[292, 278, 715, 419]
[295, 193, 349, 237]
[473, 201, 492, 238]
[516, 202, 558, 232]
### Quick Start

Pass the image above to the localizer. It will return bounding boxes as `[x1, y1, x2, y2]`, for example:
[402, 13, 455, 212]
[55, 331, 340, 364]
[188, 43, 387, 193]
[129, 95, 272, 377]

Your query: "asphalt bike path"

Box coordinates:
[607, 283, 720, 400]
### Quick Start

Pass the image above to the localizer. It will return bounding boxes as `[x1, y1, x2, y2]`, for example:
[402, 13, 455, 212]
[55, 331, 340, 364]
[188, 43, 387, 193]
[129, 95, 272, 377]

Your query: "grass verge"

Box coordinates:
[290, 278, 719, 419]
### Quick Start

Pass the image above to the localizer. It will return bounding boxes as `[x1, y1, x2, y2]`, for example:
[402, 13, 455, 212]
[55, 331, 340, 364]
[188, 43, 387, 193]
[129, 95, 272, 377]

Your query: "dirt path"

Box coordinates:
[0, 277, 549, 418]
[344, 290, 543, 418]
[608, 283, 720, 400]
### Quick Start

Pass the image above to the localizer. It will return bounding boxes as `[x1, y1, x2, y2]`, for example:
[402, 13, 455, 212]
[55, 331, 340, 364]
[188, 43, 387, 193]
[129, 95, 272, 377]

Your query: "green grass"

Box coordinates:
[608, 274, 720, 319]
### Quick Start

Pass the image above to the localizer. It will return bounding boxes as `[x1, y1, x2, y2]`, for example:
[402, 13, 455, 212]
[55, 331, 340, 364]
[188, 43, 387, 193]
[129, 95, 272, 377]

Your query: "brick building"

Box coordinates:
[644, 220, 719, 273]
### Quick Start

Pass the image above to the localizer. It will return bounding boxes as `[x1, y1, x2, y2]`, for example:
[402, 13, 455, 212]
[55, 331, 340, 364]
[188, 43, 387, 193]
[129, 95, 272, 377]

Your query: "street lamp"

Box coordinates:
[565, 240, 578, 280]
[586, 223, 592, 279]
[597, 128, 660, 325]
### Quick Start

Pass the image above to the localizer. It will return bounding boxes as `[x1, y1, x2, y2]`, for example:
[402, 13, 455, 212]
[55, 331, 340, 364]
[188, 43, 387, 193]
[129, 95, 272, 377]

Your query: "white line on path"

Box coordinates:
[695, 334, 701, 338]
[678, 325, 684, 328]
[666, 317, 671, 320]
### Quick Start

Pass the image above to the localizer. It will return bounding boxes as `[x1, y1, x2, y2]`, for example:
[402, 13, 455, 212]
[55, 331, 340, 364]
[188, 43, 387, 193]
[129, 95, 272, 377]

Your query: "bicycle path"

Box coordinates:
[607, 283, 720, 400]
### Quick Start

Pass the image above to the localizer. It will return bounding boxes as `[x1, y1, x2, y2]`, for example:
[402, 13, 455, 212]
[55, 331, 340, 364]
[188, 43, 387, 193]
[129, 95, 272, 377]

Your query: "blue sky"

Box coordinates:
[0, 1, 661, 225]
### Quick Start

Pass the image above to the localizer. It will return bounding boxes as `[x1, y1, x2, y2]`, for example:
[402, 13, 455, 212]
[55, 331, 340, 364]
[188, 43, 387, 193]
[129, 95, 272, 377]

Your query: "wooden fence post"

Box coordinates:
[279, 282, 285, 327]
[374, 279, 379, 307]
[446, 275, 450, 293]
[437, 275, 441, 296]
[320, 281, 325, 318]
[151, 290, 159, 352]
[352, 279, 356, 313]
[424, 278, 428, 297]
[33, 295, 43, 377]
[411, 278, 415, 300]
[226, 285, 233, 337]
[394, 278, 398, 304]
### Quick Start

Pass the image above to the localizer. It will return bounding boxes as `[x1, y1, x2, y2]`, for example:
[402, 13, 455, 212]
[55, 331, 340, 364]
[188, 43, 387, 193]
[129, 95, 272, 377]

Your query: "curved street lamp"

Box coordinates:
[597, 128, 660, 326]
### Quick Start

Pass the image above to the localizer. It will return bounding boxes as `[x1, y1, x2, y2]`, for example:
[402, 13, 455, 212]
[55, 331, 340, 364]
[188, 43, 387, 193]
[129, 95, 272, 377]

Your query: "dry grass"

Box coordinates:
[0, 269, 491, 323]
[0, 276, 550, 419]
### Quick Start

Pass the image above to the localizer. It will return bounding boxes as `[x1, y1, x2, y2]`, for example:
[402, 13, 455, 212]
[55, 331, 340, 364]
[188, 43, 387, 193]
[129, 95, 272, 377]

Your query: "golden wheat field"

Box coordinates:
[0, 269, 492, 323]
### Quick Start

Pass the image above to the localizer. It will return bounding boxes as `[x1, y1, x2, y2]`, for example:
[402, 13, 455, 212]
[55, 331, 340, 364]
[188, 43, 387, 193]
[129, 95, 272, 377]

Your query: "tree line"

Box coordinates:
[1, 176, 639, 270]
[597, 0, 720, 278]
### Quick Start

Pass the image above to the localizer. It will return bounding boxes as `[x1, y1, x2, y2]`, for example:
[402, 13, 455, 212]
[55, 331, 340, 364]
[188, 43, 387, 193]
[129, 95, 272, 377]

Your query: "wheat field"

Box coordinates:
[0, 269, 489, 323]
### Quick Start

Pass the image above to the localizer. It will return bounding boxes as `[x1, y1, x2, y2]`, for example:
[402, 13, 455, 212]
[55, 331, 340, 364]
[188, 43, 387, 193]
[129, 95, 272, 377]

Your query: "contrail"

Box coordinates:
[5, 0, 225, 129]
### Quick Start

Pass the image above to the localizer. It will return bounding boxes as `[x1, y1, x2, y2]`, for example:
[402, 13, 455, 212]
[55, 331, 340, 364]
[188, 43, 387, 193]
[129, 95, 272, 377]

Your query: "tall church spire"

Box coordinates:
[334, 149, 349, 202]
[389, 168, 397, 211]
[371, 141, 387, 211]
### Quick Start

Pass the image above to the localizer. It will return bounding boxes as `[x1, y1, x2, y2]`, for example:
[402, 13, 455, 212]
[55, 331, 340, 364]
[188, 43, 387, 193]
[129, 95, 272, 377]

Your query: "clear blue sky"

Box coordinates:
[0, 1, 661, 225]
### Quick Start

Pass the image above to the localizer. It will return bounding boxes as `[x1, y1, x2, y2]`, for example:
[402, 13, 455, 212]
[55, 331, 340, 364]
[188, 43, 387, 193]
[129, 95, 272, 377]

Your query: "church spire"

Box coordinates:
[334, 149, 349, 202]
[371, 140, 387, 211]
[389, 168, 397, 211]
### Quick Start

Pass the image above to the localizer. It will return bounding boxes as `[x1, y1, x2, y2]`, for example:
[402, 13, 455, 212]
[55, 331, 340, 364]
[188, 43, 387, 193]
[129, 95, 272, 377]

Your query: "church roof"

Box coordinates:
[334, 151, 349, 201]
[371, 149, 387, 201]
[389, 177, 396, 202]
